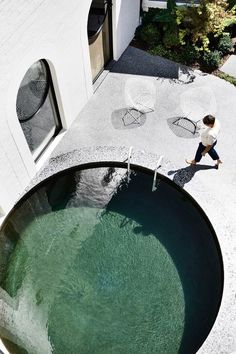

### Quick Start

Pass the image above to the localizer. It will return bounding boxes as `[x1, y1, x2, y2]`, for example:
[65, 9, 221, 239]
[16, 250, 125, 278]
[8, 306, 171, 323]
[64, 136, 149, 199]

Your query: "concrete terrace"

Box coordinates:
[34, 46, 236, 353]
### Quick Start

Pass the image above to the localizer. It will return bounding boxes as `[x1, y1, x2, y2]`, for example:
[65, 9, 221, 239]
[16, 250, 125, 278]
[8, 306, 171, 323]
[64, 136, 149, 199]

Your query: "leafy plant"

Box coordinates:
[149, 44, 184, 63]
[163, 30, 180, 48]
[139, 23, 160, 47]
[217, 32, 234, 54]
[152, 0, 180, 48]
[148, 44, 169, 57]
[136, 0, 235, 70]
[202, 50, 222, 70]
[181, 44, 200, 64]
[176, 0, 236, 51]
[141, 8, 162, 26]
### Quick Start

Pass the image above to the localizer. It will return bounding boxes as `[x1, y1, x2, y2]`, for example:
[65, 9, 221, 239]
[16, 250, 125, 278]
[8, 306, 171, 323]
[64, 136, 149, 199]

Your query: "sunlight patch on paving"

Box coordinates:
[220, 55, 236, 77]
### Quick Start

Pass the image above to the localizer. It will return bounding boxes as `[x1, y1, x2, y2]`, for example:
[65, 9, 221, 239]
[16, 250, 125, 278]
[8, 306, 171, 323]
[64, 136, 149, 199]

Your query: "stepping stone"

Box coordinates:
[220, 55, 236, 77]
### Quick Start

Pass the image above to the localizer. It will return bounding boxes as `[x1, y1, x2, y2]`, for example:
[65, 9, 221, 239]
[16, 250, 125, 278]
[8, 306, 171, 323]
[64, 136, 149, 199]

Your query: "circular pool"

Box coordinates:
[0, 163, 223, 354]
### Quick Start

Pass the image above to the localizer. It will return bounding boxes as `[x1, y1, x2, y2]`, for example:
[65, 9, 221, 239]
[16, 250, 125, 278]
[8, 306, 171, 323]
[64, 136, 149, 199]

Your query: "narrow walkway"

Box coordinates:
[220, 54, 236, 77]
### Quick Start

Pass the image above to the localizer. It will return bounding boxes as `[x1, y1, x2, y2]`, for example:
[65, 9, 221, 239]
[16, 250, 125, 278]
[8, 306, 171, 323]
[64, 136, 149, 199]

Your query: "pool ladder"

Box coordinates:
[127, 147, 163, 191]
[127, 146, 133, 183]
[152, 155, 164, 192]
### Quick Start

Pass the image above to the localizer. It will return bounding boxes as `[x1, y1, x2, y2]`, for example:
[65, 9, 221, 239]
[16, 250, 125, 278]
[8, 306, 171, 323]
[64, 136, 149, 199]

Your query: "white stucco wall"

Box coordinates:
[0, 0, 92, 218]
[0, 0, 140, 218]
[113, 0, 141, 60]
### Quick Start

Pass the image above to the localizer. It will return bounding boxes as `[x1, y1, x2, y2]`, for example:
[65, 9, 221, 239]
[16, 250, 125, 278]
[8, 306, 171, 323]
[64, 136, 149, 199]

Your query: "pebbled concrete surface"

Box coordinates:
[23, 47, 236, 354]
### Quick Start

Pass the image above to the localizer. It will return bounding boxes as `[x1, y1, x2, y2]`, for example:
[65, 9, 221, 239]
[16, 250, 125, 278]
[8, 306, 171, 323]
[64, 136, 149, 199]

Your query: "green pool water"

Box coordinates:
[0, 165, 223, 354]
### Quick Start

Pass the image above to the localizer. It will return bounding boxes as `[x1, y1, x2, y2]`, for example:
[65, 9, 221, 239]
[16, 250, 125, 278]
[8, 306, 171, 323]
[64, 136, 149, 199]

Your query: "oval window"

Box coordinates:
[16, 60, 49, 122]
[16, 60, 61, 160]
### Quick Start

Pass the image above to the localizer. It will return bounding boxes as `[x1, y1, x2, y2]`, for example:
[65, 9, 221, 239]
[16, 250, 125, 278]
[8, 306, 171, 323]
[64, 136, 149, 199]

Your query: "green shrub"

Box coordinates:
[152, 0, 180, 49]
[148, 44, 168, 57]
[163, 30, 180, 48]
[218, 72, 236, 86]
[217, 33, 233, 54]
[181, 44, 200, 65]
[139, 23, 160, 47]
[141, 8, 161, 26]
[176, 0, 236, 51]
[149, 44, 183, 63]
[202, 50, 221, 70]
[166, 51, 183, 63]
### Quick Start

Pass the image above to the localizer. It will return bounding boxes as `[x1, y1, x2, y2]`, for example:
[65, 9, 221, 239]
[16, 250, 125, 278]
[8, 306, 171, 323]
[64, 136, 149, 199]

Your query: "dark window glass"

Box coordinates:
[16, 60, 61, 160]
[87, 0, 107, 40]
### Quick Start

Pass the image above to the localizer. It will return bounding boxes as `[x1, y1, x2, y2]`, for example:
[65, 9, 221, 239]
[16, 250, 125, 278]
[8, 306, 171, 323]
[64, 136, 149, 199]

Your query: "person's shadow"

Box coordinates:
[168, 164, 216, 188]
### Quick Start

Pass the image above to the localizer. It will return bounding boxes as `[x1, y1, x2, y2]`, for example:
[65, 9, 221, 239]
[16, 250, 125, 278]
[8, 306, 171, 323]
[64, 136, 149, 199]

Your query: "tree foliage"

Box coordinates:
[176, 0, 236, 51]
[137, 0, 236, 70]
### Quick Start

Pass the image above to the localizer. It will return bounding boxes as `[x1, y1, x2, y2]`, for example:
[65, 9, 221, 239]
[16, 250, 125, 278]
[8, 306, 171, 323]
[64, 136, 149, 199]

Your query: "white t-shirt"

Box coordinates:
[200, 118, 220, 146]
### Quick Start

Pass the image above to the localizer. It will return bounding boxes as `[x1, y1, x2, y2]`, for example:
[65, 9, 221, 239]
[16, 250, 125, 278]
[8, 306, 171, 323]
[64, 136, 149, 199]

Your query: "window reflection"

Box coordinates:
[16, 60, 61, 161]
[87, 0, 108, 40]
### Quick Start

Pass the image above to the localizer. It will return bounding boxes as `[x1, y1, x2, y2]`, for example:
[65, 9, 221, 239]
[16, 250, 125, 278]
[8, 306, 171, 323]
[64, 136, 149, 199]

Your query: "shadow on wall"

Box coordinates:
[110, 46, 197, 82]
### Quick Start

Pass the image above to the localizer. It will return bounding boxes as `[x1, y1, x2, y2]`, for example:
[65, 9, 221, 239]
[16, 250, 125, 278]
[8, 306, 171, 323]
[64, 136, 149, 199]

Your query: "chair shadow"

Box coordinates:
[167, 117, 200, 139]
[168, 164, 216, 188]
[111, 108, 146, 130]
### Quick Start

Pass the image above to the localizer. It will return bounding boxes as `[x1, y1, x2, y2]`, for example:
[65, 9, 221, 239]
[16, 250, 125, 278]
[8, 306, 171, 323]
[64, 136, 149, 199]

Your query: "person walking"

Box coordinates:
[186, 115, 222, 168]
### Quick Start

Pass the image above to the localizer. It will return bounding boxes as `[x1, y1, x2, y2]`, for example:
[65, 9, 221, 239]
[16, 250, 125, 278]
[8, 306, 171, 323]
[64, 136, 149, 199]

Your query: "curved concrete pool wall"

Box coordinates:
[0, 145, 234, 354]
[0, 161, 223, 353]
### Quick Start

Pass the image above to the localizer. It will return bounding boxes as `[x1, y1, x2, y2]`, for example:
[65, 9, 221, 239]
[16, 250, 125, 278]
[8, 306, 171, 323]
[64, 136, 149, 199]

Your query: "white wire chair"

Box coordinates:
[122, 78, 156, 126]
[174, 86, 217, 134]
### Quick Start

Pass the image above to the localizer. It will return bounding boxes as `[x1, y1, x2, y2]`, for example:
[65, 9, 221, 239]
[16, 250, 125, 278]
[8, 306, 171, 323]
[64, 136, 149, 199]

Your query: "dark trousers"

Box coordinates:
[195, 141, 219, 163]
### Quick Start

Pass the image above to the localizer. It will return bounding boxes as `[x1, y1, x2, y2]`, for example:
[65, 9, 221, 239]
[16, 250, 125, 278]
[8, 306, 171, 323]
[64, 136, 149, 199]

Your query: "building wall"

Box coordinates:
[0, 0, 140, 218]
[112, 0, 141, 60]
